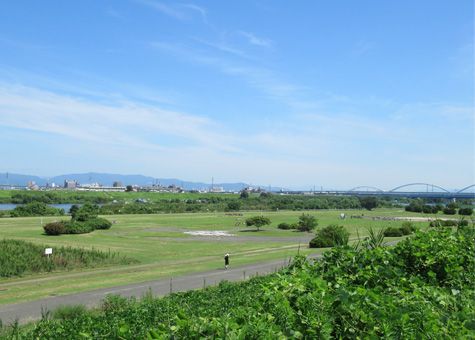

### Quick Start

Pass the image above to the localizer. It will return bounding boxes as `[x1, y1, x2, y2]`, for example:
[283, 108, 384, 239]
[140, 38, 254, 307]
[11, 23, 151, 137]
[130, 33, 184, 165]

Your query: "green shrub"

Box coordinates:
[10, 202, 64, 217]
[245, 216, 271, 231]
[226, 201, 241, 211]
[400, 222, 416, 235]
[429, 219, 458, 227]
[53, 304, 87, 320]
[459, 208, 473, 216]
[43, 221, 66, 235]
[443, 207, 457, 215]
[297, 214, 318, 232]
[72, 203, 100, 221]
[309, 224, 349, 248]
[86, 217, 112, 230]
[422, 205, 433, 213]
[277, 222, 292, 230]
[458, 219, 469, 227]
[383, 227, 404, 237]
[405, 201, 423, 212]
[64, 221, 95, 234]
[445, 220, 459, 226]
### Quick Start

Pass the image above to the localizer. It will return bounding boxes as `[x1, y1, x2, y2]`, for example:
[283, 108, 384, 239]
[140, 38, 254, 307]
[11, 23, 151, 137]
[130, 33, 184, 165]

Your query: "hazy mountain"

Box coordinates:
[0, 173, 47, 186]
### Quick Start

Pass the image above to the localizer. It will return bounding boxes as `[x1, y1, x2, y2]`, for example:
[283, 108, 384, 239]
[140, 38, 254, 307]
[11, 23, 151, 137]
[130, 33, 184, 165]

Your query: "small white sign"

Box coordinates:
[45, 248, 53, 255]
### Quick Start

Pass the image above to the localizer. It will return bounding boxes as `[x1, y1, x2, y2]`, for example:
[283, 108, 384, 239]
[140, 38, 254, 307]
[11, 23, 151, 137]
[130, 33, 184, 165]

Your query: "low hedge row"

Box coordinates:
[43, 218, 112, 236]
[383, 222, 417, 237]
[429, 219, 469, 228]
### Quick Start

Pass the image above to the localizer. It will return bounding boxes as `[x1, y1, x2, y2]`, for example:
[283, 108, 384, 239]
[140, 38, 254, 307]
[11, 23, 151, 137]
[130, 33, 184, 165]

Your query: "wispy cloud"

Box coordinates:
[0, 80, 472, 187]
[136, 0, 186, 20]
[238, 31, 272, 47]
[192, 37, 250, 59]
[149, 40, 312, 109]
[136, 0, 207, 22]
[179, 3, 208, 23]
[0, 83, 239, 153]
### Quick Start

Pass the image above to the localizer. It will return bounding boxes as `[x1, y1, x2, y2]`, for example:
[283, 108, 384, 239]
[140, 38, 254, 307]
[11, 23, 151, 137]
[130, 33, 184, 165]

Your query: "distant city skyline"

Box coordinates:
[0, 1, 473, 188]
[1, 171, 473, 193]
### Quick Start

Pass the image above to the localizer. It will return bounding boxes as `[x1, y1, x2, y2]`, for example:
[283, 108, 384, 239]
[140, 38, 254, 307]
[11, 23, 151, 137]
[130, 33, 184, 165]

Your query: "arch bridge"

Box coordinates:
[349, 186, 384, 192]
[388, 183, 450, 193]
[456, 184, 475, 194]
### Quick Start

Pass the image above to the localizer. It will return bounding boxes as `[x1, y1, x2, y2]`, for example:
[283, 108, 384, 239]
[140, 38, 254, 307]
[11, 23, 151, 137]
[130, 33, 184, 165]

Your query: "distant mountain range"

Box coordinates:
[0, 172, 281, 192]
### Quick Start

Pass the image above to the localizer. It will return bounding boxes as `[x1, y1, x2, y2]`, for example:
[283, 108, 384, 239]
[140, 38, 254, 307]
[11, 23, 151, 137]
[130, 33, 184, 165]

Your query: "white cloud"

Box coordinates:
[136, 0, 207, 22]
[0, 83, 239, 153]
[192, 38, 250, 59]
[179, 3, 208, 23]
[150, 40, 312, 108]
[238, 31, 272, 47]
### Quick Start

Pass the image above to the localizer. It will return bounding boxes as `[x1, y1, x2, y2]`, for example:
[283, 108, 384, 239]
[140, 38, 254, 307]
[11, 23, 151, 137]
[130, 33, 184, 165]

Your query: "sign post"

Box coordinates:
[45, 248, 53, 258]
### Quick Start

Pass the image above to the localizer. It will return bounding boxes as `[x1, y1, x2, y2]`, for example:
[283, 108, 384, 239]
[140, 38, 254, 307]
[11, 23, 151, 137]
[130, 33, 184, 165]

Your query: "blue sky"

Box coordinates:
[0, 1, 473, 189]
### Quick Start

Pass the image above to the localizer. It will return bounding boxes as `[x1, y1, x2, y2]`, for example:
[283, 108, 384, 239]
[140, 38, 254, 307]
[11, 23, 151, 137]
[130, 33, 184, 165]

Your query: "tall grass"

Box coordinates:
[0, 239, 137, 277]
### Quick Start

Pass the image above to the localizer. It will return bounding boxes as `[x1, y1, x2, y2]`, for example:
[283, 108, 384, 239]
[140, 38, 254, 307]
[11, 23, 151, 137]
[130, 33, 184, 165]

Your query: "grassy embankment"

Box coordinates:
[0, 209, 444, 304]
[9, 227, 475, 339]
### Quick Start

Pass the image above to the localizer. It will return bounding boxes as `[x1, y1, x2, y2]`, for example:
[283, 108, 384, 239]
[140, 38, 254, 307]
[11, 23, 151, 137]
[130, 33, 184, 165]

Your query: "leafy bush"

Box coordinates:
[429, 219, 458, 227]
[10, 202, 64, 217]
[400, 221, 417, 235]
[383, 227, 404, 237]
[309, 224, 349, 248]
[443, 207, 457, 215]
[226, 201, 241, 211]
[405, 201, 423, 212]
[383, 222, 417, 237]
[64, 221, 95, 234]
[459, 208, 473, 216]
[297, 213, 318, 232]
[245, 216, 271, 231]
[53, 305, 87, 321]
[277, 222, 292, 230]
[422, 205, 434, 213]
[43, 221, 66, 235]
[44, 205, 113, 235]
[72, 203, 100, 221]
[85, 217, 112, 230]
[359, 196, 378, 210]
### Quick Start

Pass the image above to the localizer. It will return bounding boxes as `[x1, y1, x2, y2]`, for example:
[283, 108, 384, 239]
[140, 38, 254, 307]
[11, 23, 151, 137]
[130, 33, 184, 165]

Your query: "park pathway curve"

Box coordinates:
[0, 255, 321, 325]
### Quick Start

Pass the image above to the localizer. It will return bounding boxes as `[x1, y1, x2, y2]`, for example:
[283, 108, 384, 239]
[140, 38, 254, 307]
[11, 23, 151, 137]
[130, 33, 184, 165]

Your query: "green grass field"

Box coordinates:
[0, 208, 438, 304]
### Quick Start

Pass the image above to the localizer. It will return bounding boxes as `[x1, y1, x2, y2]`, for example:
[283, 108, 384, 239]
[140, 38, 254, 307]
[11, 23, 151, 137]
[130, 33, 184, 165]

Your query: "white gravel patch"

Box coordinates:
[184, 230, 235, 237]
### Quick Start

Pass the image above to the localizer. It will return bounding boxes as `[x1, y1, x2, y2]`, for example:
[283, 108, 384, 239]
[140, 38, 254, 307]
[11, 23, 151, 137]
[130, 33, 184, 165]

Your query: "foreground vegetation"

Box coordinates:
[6, 227, 474, 338]
[0, 239, 136, 278]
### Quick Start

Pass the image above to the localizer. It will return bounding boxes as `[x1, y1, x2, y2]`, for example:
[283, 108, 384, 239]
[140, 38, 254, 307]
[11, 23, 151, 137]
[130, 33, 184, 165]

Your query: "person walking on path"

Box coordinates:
[224, 253, 230, 269]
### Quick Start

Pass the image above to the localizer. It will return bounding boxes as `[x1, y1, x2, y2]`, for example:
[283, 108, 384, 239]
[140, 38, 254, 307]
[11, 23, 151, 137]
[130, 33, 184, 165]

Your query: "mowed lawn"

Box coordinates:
[0, 209, 434, 304]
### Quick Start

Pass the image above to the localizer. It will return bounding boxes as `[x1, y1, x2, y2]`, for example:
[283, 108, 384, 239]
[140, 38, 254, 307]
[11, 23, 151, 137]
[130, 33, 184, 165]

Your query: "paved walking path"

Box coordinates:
[0, 255, 321, 325]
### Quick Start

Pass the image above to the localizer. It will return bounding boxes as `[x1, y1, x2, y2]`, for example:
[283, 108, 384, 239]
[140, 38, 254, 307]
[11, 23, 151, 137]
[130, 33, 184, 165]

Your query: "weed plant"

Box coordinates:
[0, 239, 137, 277]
